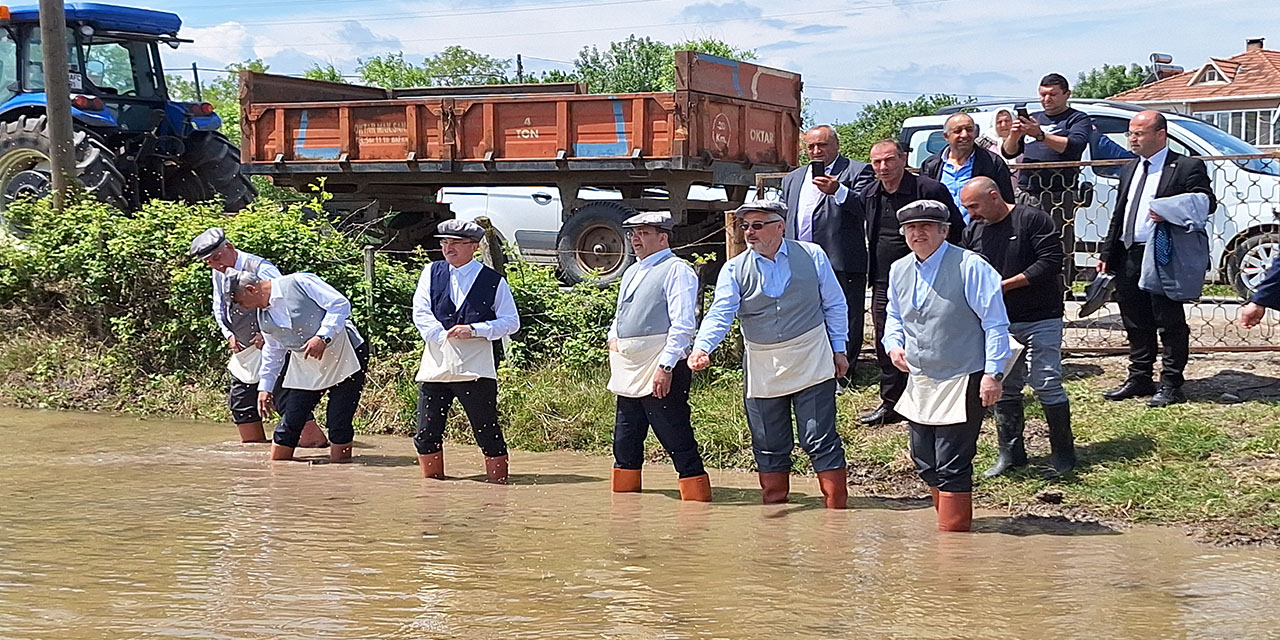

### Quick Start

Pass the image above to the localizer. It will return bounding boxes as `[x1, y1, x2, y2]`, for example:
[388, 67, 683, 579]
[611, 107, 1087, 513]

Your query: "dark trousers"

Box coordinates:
[1113, 242, 1190, 387]
[613, 361, 706, 478]
[908, 373, 983, 493]
[743, 379, 845, 473]
[415, 377, 508, 458]
[228, 353, 310, 425]
[275, 341, 368, 447]
[836, 270, 867, 365]
[871, 282, 907, 406]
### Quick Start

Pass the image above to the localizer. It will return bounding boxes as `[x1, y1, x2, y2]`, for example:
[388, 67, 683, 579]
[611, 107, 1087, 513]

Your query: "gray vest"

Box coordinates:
[258, 274, 364, 351]
[614, 253, 684, 339]
[733, 240, 825, 345]
[219, 254, 265, 345]
[890, 244, 985, 379]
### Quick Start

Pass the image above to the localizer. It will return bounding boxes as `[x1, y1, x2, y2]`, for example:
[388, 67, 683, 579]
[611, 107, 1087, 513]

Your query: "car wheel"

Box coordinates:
[1227, 230, 1280, 299]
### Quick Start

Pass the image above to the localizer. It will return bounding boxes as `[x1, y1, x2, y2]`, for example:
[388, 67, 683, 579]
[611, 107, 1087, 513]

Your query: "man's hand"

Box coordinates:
[250, 333, 264, 350]
[228, 336, 243, 353]
[1096, 260, 1107, 275]
[833, 353, 850, 379]
[652, 367, 672, 399]
[1149, 210, 1165, 222]
[302, 336, 327, 360]
[889, 347, 909, 373]
[1240, 302, 1266, 329]
[980, 374, 1002, 407]
[446, 324, 475, 340]
[688, 350, 711, 371]
[257, 391, 275, 418]
[812, 175, 840, 195]
[608, 339, 618, 352]
[1016, 116, 1042, 139]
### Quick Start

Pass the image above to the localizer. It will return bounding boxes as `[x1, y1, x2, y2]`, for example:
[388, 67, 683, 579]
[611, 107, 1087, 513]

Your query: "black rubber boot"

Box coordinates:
[983, 398, 1027, 478]
[1044, 401, 1076, 475]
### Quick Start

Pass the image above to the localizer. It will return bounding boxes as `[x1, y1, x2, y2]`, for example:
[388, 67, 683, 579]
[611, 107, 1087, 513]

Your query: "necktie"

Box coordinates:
[797, 165, 825, 242]
[1154, 224, 1172, 266]
[1123, 160, 1151, 248]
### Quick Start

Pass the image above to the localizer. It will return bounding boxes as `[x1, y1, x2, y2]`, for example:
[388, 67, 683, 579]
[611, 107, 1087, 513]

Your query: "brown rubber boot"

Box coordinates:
[330, 442, 353, 463]
[484, 455, 509, 484]
[269, 444, 295, 461]
[236, 421, 268, 443]
[678, 474, 713, 502]
[937, 491, 973, 532]
[931, 486, 940, 511]
[758, 471, 790, 504]
[297, 420, 330, 448]
[418, 452, 445, 479]
[611, 468, 642, 493]
[816, 468, 849, 509]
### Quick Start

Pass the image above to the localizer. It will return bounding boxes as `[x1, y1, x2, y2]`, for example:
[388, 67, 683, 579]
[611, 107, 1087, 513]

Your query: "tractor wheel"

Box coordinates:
[0, 115, 126, 231]
[181, 131, 256, 212]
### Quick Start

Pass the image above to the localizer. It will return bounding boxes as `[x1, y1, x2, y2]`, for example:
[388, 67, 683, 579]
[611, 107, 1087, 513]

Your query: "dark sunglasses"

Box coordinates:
[738, 220, 781, 231]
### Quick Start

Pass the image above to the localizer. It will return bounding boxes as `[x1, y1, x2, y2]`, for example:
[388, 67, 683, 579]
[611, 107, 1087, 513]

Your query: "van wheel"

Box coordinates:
[1227, 230, 1280, 299]
[556, 201, 636, 285]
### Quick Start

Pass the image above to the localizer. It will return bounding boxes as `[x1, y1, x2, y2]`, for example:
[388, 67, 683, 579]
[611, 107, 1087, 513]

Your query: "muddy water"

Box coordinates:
[2, 408, 1278, 639]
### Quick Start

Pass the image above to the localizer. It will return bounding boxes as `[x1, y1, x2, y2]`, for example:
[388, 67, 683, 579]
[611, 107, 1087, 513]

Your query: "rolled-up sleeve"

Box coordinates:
[693, 260, 742, 354]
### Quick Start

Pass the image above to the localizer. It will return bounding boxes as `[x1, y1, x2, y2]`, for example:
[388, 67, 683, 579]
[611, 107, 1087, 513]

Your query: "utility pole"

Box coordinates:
[38, 0, 76, 212]
[516, 54, 524, 83]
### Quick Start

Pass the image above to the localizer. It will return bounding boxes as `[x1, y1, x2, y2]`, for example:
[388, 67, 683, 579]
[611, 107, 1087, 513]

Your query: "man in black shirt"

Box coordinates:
[960, 177, 1076, 475]
[858, 139, 965, 425]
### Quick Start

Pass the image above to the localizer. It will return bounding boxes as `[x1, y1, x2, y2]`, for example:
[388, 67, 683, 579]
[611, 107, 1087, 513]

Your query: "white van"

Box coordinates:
[901, 100, 1280, 298]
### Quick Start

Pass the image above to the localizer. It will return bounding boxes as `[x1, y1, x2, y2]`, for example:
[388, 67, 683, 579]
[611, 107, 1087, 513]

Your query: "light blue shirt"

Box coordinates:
[940, 152, 975, 224]
[694, 240, 848, 354]
[607, 249, 699, 368]
[882, 242, 1011, 376]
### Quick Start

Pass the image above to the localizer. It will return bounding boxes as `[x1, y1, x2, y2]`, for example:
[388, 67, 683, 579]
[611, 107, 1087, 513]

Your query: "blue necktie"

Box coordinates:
[1154, 223, 1172, 266]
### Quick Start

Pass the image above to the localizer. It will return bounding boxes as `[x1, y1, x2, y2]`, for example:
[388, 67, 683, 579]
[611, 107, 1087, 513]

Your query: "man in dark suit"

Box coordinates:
[1098, 110, 1214, 407]
[858, 139, 966, 425]
[921, 113, 1015, 223]
[783, 125, 875, 370]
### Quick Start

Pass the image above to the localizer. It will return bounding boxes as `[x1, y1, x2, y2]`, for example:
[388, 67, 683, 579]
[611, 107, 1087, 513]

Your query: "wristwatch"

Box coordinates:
[659, 364, 674, 373]
[1034, 130, 1046, 142]
[322, 335, 333, 345]
[990, 371, 1005, 382]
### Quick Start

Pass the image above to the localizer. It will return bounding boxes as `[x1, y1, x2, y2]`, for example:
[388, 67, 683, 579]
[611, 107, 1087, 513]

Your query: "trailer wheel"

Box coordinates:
[0, 115, 126, 232]
[182, 131, 256, 212]
[556, 201, 636, 285]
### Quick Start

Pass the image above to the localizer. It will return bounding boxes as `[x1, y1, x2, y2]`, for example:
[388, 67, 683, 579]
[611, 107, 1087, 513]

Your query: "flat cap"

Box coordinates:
[622, 211, 674, 230]
[189, 227, 227, 259]
[732, 199, 787, 220]
[896, 200, 952, 226]
[435, 219, 485, 241]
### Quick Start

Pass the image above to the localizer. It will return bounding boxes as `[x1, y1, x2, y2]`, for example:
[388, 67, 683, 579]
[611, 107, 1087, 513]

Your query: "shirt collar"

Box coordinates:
[753, 239, 788, 262]
[268, 279, 285, 304]
[233, 251, 247, 270]
[639, 248, 673, 267]
[450, 258, 481, 276]
[914, 242, 949, 269]
[1144, 146, 1169, 169]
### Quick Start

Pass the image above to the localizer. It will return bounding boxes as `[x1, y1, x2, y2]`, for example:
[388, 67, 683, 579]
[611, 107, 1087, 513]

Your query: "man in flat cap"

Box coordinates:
[411, 219, 521, 484]
[883, 200, 1011, 532]
[607, 212, 710, 501]
[689, 200, 850, 508]
[189, 228, 327, 447]
[228, 268, 368, 463]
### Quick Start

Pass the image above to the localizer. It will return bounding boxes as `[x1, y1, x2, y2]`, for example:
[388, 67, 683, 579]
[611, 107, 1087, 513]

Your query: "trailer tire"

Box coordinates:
[0, 115, 126, 231]
[556, 201, 636, 285]
[182, 131, 256, 212]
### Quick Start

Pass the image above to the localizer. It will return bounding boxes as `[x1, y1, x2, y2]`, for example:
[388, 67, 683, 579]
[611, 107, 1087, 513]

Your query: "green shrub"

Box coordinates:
[504, 257, 618, 369]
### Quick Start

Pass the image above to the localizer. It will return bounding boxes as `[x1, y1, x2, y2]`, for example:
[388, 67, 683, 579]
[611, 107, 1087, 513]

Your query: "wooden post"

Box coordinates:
[363, 245, 376, 357]
[39, 0, 77, 212]
[725, 210, 746, 259]
[475, 216, 507, 277]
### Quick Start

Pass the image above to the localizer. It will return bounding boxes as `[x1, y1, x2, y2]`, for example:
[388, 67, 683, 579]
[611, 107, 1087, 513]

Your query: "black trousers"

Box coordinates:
[871, 282, 907, 406]
[908, 373, 984, 493]
[1113, 242, 1190, 387]
[613, 361, 705, 478]
[415, 377, 508, 458]
[228, 353, 310, 425]
[275, 341, 369, 447]
[836, 270, 867, 366]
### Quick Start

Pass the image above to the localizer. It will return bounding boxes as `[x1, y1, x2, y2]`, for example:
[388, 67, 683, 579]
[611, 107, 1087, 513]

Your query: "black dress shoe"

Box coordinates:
[1102, 378, 1157, 401]
[859, 404, 905, 425]
[1147, 386, 1187, 407]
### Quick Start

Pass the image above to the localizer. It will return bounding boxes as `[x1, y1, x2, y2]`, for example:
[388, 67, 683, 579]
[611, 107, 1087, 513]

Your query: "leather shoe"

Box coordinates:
[859, 403, 904, 425]
[1102, 378, 1156, 401]
[1147, 386, 1187, 408]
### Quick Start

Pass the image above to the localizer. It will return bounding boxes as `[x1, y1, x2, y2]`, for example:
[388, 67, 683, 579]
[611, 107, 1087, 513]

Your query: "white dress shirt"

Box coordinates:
[795, 159, 851, 242]
[258, 273, 362, 391]
[212, 251, 281, 340]
[1125, 145, 1168, 245]
[607, 248, 699, 368]
[411, 259, 520, 345]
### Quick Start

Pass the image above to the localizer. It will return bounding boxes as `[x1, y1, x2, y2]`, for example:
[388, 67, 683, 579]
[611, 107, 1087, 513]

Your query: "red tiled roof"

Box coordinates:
[1111, 49, 1280, 102]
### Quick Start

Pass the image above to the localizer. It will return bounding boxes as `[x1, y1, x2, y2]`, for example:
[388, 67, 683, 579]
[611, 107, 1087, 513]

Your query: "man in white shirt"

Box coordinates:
[411, 220, 521, 484]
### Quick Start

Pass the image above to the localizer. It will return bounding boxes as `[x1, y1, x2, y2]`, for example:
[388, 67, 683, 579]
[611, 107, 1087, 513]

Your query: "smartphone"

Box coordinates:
[809, 159, 825, 177]
[1015, 104, 1031, 119]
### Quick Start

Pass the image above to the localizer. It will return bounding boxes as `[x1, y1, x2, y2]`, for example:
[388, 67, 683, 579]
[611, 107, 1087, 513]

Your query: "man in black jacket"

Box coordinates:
[961, 177, 1075, 475]
[921, 113, 1014, 223]
[783, 125, 875, 370]
[858, 139, 966, 425]
[1098, 110, 1214, 408]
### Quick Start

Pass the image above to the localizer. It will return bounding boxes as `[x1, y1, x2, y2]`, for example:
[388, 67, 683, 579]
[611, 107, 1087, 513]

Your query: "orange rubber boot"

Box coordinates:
[931, 486, 940, 511]
[937, 491, 973, 532]
[678, 474, 712, 502]
[611, 468, 642, 493]
[484, 455, 509, 484]
[816, 468, 849, 509]
[418, 452, 445, 479]
[758, 471, 790, 504]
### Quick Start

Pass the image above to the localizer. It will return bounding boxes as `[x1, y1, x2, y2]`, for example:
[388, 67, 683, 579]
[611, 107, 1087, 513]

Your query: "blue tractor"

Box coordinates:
[0, 3, 253, 223]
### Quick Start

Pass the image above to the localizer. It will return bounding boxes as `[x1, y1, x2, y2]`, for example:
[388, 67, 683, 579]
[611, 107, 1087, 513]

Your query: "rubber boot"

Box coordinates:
[678, 474, 713, 502]
[937, 491, 973, 532]
[931, 486, 939, 511]
[484, 455, 509, 484]
[269, 443, 294, 461]
[758, 471, 790, 504]
[418, 452, 445, 479]
[816, 468, 848, 509]
[984, 398, 1027, 478]
[297, 420, 330, 448]
[1044, 401, 1077, 475]
[236, 421, 268, 443]
[330, 442, 353, 463]
[611, 468, 642, 492]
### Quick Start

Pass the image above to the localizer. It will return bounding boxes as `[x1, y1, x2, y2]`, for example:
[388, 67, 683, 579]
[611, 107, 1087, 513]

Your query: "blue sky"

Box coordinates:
[136, 0, 1279, 123]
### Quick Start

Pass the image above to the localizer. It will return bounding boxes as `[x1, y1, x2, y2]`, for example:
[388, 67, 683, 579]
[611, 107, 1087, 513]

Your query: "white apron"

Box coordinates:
[607, 334, 667, 398]
[283, 329, 362, 391]
[416, 335, 497, 383]
[744, 323, 835, 399]
[227, 346, 262, 385]
[897, 339, 1026, 426]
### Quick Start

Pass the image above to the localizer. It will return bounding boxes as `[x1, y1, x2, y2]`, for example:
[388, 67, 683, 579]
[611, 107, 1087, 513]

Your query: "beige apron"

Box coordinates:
[744, 323, 835, 399]
[897, 339, 1026, 426]
[416, 335, 497, 383]
[607, 334, 667, 398]
[227, 346, 262, 385]
[283, 329, 361, 391]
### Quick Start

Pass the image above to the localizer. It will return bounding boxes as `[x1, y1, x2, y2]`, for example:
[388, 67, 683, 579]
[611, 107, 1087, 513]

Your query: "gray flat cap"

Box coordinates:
[622, 211, 675, 231]
[435, 219, 485, 241]
[896, 200, 952, 225]
[733, 200, 787, 220]
[189, 227, 227, 259]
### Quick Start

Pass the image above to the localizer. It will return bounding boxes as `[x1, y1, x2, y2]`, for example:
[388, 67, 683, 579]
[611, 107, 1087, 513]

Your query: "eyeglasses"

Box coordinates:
[738, 220, 782, 231]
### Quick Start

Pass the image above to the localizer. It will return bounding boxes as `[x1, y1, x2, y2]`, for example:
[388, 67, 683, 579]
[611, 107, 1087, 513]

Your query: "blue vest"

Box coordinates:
[429, 260, 504, 362]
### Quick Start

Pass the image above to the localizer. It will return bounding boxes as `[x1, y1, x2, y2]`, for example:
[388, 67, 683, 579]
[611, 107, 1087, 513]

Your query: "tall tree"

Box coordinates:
[303, 63, 346, 83]
[355, 52, 436, 88]
[1074, 63, 1150, 99]
[571, 35, 755, 94]
[832, 94, 970, 162]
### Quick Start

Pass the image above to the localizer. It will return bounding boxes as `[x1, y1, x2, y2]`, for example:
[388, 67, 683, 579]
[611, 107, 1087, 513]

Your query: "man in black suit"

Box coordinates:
[783, 125, 875, 370]
[1098, 110, 1214, 407]
[858, 139, 966, 425]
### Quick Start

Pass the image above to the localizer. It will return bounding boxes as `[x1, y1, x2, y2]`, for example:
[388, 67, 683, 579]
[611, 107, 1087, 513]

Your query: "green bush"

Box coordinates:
[504, 257, 618, 369]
